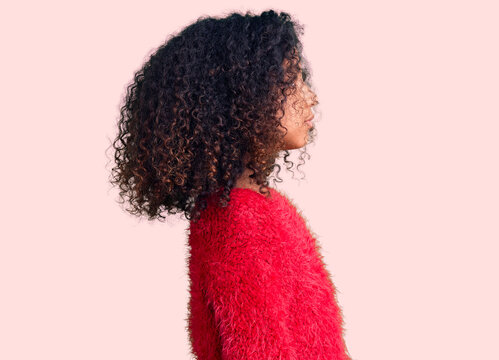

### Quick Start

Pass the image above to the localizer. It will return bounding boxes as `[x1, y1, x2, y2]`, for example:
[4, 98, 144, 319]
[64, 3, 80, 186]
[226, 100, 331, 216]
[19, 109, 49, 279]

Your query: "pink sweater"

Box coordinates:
[187, 187, 352, 359]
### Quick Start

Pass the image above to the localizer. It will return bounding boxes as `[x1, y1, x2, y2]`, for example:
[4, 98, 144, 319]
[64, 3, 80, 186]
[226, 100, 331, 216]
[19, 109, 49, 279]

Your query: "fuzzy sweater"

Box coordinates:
[186, 187, 352, 360]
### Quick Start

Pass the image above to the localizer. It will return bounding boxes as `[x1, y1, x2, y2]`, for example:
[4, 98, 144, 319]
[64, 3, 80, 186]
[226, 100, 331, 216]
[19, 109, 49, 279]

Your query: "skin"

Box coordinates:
[279, 71, 318, 150]
[235, 67, 318, 190]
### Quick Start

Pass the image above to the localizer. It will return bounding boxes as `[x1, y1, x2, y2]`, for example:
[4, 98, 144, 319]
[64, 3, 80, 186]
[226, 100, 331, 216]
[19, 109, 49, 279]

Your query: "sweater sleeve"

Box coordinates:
[204, 219, 298, 360]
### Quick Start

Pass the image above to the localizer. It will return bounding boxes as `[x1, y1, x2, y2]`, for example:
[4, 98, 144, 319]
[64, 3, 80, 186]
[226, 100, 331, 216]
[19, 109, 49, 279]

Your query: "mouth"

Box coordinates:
[305, 115, 314, 126]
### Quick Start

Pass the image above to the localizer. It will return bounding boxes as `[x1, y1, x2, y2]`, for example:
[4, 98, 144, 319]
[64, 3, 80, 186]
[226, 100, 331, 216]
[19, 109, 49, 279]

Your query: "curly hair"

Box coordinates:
[108, 9, 319, 222]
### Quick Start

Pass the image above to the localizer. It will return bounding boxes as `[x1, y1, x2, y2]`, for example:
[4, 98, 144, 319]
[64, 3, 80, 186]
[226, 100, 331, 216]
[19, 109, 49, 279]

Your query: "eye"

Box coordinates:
[295, 72, 304, 84]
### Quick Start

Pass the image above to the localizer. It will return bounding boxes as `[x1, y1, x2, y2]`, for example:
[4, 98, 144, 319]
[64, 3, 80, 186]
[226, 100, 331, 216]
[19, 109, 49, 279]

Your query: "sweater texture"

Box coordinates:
[186, 187, 351, 360]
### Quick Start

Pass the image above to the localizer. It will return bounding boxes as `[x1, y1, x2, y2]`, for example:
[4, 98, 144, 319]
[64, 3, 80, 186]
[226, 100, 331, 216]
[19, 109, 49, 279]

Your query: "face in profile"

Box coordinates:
[279, 68, 318, 150]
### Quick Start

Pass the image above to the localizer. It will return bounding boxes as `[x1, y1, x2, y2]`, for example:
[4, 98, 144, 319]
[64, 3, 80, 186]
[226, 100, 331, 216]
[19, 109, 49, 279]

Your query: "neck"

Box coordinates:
[234, 167, 261, 191]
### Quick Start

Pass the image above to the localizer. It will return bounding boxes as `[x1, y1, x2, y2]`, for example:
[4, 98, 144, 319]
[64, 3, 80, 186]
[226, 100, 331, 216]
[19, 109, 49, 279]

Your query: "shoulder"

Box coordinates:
[193, 188, 286, 260]
[220, 187, 281, 243]
[189, 186, 299, 248]
[197, 187, 281, 224]
[228, 187, 276, 220]
[226, 187, 302, 235]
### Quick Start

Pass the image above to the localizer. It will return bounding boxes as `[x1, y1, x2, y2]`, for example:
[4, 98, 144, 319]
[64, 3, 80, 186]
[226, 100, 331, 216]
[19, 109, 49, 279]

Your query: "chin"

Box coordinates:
[284, 140, 308, 150]
[281, 131, 311, 150]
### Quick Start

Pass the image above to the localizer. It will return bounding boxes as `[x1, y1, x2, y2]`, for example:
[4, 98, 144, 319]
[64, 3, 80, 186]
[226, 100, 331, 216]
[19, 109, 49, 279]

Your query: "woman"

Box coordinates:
[110, 9, 352, 360]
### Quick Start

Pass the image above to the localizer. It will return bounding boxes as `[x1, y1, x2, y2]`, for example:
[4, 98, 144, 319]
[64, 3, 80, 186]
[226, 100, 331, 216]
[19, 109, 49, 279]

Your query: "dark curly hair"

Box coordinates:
[107, 9, 319, 222]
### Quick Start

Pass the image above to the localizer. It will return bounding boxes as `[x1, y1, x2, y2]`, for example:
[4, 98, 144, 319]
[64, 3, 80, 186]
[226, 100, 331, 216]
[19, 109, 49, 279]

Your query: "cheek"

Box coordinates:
[279, 118, 299, 140]
[281, 111, 300, 128]
[282, 124, 309, 149]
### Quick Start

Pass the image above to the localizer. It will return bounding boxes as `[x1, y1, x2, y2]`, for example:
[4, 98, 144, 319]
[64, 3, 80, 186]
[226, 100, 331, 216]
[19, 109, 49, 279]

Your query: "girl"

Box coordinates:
[110, 9, 352, 360]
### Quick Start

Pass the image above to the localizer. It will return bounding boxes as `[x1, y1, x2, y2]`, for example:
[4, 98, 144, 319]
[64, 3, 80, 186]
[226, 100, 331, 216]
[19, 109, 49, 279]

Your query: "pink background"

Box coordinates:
[2, 1, 498, 359]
